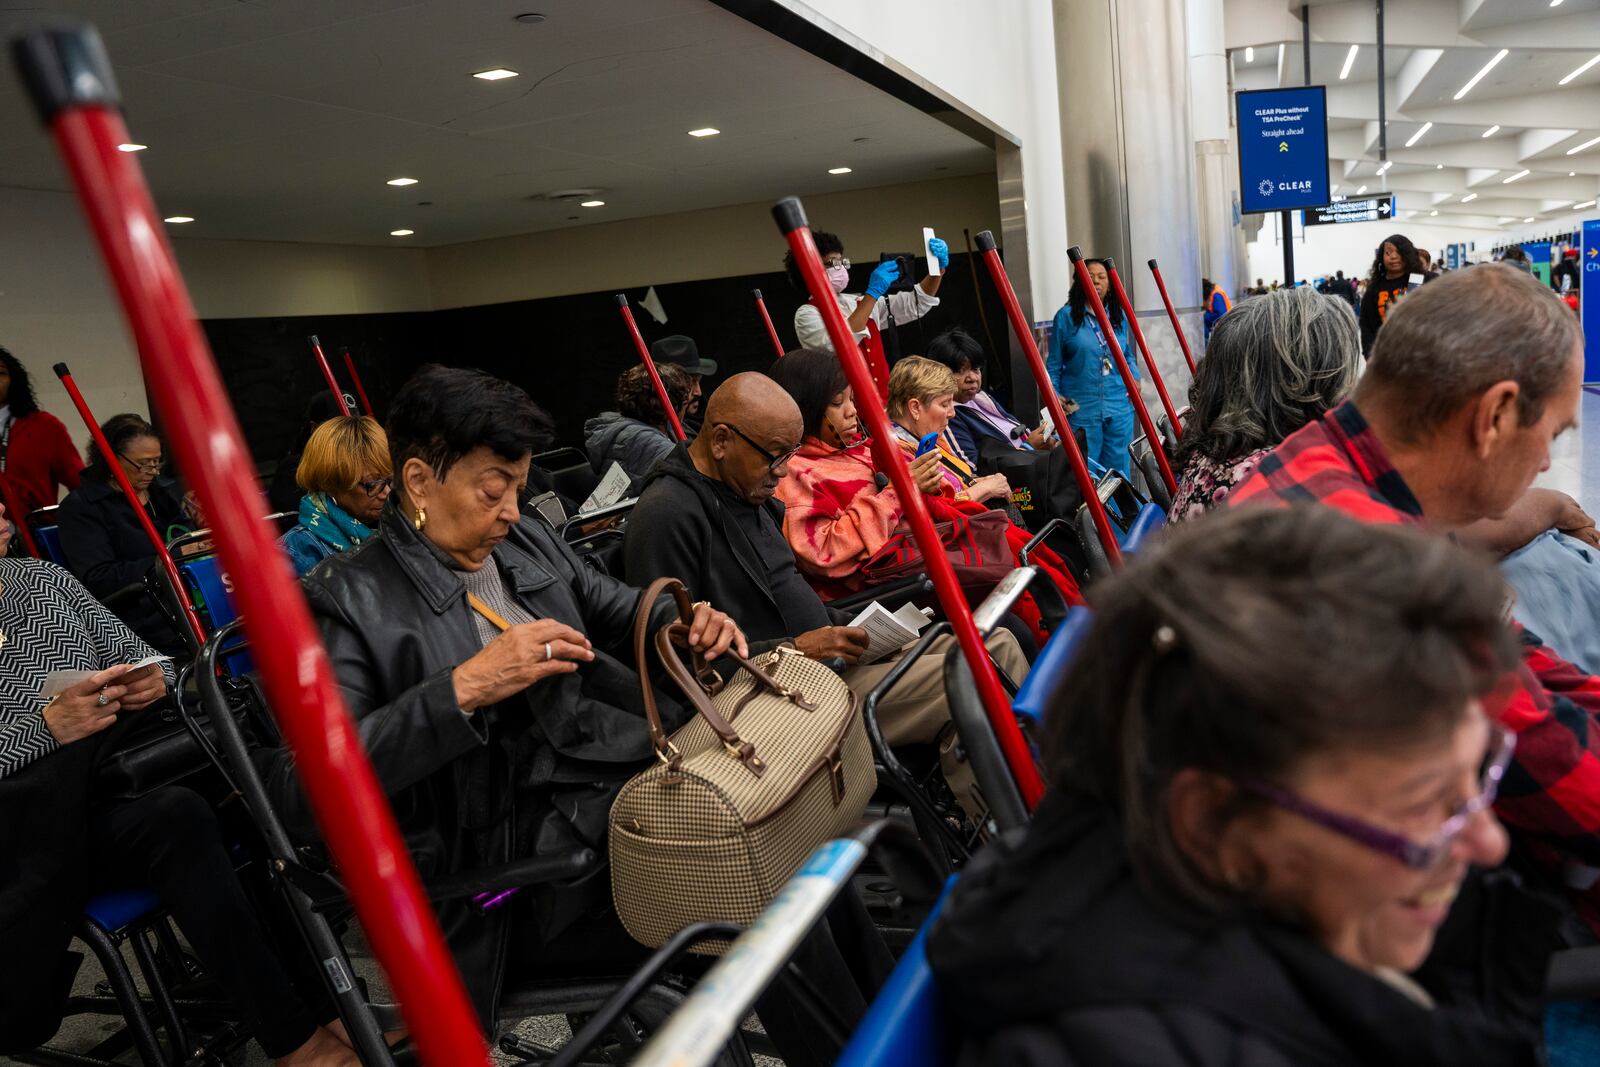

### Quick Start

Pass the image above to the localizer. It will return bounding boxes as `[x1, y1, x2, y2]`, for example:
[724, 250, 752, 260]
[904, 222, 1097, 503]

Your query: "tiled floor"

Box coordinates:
[1534, 389, 1600, 513]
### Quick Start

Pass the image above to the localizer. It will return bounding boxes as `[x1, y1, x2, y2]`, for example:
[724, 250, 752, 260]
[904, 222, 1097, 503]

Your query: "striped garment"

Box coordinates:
[0, 557, 174, 778]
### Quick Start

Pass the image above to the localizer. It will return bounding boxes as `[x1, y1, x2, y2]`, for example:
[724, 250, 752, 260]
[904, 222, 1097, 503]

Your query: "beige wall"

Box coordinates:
[0, 188, 146, 467]
[424, 174, 1001, 310]
[175, 238, 433, 319]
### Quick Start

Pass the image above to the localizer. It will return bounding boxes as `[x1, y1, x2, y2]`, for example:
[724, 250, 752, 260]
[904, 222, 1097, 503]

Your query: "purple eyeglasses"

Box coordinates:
[1242, 725, 1516, 871]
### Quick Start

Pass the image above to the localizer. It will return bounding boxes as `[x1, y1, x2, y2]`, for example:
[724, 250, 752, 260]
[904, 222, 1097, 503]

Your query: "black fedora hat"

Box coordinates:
[650, 334, 717, 377]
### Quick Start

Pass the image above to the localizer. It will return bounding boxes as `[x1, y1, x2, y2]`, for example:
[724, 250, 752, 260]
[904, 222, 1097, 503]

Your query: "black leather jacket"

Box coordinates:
[256, 502, 684, 1022]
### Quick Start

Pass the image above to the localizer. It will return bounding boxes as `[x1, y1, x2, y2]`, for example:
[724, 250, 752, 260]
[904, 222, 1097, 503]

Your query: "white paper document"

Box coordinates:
[580, 462, 631, 514]
[41, 655, 170, 700]
[849, 601, 935, 665]
[922, 227, 941, 277]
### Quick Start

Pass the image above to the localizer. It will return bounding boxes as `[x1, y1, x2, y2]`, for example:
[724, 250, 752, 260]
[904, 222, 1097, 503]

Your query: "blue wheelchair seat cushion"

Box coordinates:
[84, 888, 161, 933]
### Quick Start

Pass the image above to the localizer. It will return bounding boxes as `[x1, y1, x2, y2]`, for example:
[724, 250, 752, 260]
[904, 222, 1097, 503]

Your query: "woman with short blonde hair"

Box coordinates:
[886, 356, 1010, 505]
[278, 415, 392, 575]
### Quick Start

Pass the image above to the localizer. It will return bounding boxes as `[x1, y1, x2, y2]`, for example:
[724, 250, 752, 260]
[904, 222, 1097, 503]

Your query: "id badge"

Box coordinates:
[1101, 359, 1111, 377]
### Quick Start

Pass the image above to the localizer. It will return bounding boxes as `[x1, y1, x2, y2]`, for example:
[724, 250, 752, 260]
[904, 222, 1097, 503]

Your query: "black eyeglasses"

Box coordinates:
[718, 424, 800, 475]
[357, 477, 392, 496]
[118, 452, 165, 475]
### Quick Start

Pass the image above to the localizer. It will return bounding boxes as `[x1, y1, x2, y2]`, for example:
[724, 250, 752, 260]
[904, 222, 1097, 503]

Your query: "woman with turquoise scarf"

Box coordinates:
[1046, 258, 1138, 472]
[278, 415, 391, 576]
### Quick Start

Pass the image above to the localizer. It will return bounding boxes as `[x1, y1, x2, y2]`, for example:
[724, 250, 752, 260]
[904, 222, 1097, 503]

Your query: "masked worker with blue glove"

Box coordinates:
[1047, 257, 1137, 472]
[787, 229, 945, 354]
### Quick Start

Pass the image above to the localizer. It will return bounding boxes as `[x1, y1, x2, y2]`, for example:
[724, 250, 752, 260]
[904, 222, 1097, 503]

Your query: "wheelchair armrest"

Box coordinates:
[828, 574, 932, 615]
[426, 848, 599, 906]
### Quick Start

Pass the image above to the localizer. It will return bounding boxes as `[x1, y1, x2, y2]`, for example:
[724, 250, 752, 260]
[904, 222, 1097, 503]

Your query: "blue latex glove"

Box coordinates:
[865, 258, 901, 300]
[928, 236, 949, 270]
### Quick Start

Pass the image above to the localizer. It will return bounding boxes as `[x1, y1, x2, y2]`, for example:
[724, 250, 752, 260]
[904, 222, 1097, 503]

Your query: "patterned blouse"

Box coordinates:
[1168, 449, 1269, 525]
[0, 557, 173, 778]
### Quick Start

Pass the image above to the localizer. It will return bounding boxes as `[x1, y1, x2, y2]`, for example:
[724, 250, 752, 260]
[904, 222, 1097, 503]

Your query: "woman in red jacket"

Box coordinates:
[0, 348, 81, 519]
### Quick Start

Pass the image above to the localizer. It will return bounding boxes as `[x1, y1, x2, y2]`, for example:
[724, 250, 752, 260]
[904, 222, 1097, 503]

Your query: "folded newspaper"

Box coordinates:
[848, 601, 935, 665]
[581, 461, 631, 514]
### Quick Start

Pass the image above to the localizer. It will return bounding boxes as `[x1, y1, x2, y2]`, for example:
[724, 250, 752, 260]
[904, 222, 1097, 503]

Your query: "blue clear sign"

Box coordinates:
[1236, 86, 1331, 215]
[1583, 219, 1600, 383]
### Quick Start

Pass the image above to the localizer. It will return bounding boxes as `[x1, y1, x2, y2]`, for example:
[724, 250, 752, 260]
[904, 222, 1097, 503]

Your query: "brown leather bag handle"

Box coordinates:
[631, 577, 698, 765]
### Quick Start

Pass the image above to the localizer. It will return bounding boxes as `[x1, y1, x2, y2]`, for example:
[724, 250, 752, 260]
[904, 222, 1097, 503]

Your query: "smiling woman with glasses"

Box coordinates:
[277, 415, 393, 576]
[56, 413, 195, 653]
[930, 506, 1545, 1066]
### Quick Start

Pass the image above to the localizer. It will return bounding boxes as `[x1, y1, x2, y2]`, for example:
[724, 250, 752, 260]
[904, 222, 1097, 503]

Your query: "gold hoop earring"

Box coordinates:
[413, 506, 427, 531]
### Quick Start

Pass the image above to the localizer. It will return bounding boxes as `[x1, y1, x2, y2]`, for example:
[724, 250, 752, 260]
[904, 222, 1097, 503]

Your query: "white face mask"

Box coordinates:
[826, 264, 850, 293]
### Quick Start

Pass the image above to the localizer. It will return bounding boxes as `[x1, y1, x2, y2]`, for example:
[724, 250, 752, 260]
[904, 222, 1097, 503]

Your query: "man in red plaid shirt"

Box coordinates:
[1228, 264, 1600, 930]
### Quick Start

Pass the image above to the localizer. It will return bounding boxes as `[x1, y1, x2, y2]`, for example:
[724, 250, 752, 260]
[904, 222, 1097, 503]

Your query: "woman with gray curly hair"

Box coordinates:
[1168, 286, 1360, 522]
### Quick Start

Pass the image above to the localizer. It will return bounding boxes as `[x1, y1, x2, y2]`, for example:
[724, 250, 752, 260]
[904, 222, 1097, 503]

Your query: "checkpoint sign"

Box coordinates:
[1304, 195, 1396, 226]
[1237, 86, 1331, 215]
[1583, 219, 1599, 383]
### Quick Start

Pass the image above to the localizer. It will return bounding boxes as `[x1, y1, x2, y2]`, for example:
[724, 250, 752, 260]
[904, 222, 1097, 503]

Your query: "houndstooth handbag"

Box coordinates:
[609, 577, 874, 950]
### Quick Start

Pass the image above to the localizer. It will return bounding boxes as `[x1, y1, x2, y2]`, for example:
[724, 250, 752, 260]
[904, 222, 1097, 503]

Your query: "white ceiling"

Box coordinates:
[1227, 0, 1600, 230]
[0, 0, 993, 246]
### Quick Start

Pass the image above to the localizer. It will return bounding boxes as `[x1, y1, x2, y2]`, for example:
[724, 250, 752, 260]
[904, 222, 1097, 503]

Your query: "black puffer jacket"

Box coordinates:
[583, 412, 675, 493]
[927, 793, 1540, 1067]
[255, 503, 685, 1024]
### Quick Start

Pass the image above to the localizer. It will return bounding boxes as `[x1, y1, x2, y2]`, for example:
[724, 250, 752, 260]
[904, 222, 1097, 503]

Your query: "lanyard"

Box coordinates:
[0, 414, 12, 474]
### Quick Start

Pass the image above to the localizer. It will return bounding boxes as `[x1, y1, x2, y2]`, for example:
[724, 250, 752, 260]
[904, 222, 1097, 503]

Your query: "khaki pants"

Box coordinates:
[841, 630, 1029, 820]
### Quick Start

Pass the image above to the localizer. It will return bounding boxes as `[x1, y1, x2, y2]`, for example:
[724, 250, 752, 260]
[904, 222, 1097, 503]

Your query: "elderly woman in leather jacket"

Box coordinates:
[257, 365, 745, 1026]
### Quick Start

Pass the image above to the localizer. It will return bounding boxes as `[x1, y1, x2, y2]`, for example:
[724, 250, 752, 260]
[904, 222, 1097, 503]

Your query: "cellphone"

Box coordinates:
[914, 432, 940, 458]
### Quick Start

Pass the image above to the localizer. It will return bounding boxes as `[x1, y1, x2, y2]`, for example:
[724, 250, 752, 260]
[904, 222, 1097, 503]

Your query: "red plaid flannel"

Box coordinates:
[1231, 401, 1600, 928]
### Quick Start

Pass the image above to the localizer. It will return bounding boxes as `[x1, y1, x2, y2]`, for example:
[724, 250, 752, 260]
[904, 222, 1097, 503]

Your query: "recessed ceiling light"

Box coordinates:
[1356, 185, 1368, 195]
[1437, 163, 1444, 169]
[117, 143, 147, 153]
[473, 68, 518, 81]
[163, 216, 194, 224]
[1552, 0, 1566, 6]
[1566, 134, 1600, 155]
[1455, 48, 1508, 100]
[386, 177, 419, 187]
[1524, 216, 1536, 223]
[1245, 46, 1254, 62]
[1339, 44, 1359, 80]
[1571, 171, 1579, 176]
[1430, 209, 1439, 216]
[828, 167, 852, 175]
[1462, 192, 1479, 202]
[1404, 121, 1432, 148]
[687, 127, 720, 138]
[580, 199, 605, 207]
[1559, 53, 1600, 86]
[1576, 200, 1597, 209]
[1499, 216, 1515, 223]
[389, 229, 414, 236]
[1482, 125, 1500, 138]
[1377, 160, 1393, 175]
[1502, 169, 1530, 183]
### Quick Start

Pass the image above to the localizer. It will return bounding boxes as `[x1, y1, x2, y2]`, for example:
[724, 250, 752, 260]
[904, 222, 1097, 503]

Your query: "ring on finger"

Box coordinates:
[96, 690, 109, 708]
[544, 642, 553, 663]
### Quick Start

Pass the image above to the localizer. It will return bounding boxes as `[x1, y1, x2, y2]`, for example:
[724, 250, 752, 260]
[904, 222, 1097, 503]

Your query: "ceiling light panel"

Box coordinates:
[1560, 54, 1600, 86]
[1461, 193, 1478, 202]
[386, 177, 418, 186]
[1340, 44, 1359, 81]
[1404, 122, 1432, 148]
[118, 143, 147, 152]
[389, 229, 414, 236]
[1502, 169, 1531, 183]
[1568, 135, 1600, 155]
[1482, 125, 1501, 138]
[1455, 49, 1509, 100]
[828, 166, 852, 174]
[687, 128, 720, 137]
[473, 68, 518, 81]
[164, 216, 194, 223]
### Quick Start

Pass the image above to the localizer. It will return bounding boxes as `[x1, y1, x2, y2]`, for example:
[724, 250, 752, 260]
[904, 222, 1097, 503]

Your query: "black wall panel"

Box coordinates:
[201, 251, 1012, 466]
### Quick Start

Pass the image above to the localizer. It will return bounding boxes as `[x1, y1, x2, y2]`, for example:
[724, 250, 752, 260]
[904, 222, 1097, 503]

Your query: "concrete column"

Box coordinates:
[1053, 0, 1204, 396]
[1187, 0, 1247, 300]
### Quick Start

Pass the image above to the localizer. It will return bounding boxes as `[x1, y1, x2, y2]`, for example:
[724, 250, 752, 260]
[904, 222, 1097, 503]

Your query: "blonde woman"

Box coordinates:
[277, 416, 391, 576]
